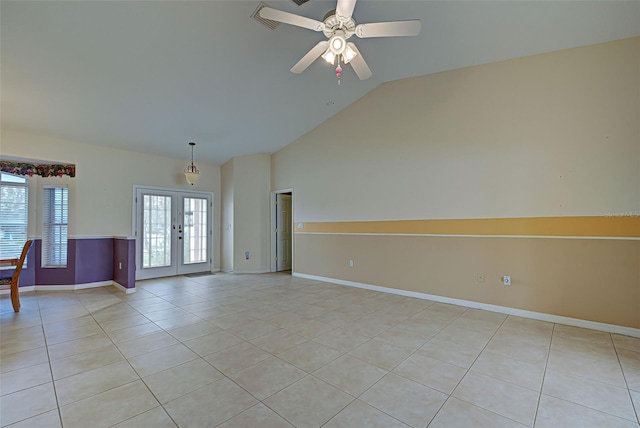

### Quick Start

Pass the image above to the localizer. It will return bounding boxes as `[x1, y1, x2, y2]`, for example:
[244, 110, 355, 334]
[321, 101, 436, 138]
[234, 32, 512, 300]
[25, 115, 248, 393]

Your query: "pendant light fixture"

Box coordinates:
[184, 142, 200, 185]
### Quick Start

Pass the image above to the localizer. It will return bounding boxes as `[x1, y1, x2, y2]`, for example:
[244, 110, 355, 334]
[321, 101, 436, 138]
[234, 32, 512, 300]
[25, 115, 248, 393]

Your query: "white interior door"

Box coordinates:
[135, 188, 212, 280]
[276, 194, 292, 271]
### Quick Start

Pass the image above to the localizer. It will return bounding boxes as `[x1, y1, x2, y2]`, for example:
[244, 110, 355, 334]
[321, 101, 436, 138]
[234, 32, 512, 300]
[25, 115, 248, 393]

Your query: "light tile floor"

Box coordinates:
[1, 273, 639, 427]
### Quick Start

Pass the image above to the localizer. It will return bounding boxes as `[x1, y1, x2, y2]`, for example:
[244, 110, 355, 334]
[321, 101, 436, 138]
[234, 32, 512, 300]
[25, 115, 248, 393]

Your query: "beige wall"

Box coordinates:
[272, 38, 640, 328]
[273, 38, 639, 221]
[221, 160, 234, 272]
[296, 234, 639, 328]
[221, 154, 272, 273]
[1, 129, 223, 269]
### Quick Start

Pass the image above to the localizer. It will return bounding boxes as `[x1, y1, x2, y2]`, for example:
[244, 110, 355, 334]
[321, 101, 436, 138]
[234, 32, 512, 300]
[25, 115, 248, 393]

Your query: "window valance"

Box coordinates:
[0, 161, 76, 178]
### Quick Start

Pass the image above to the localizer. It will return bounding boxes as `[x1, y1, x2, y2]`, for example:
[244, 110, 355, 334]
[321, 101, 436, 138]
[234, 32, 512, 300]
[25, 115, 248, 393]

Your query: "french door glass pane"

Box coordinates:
[183, 197, 207, 264]
[143, 195, 172, 268]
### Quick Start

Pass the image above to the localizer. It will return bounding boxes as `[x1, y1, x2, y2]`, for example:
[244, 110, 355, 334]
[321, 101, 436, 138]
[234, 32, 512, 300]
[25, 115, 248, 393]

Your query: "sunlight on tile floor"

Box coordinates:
[1, 273, 639, 427]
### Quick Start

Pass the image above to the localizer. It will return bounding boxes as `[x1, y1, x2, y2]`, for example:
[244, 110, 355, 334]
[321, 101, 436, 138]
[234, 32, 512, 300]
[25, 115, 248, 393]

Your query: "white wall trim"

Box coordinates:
[68, 236, 116, 240]
[294, 232, 639, 241]
[113, 281, 136, 294]
[34, 281, 114, 291]
[4, 281, 137, 295]
[2, 281, 116, 294]
[293, 273, 640, 338]
[73, 281, 114, 290]
[30, 235, 136, 240]
[0, 286, 36, 295]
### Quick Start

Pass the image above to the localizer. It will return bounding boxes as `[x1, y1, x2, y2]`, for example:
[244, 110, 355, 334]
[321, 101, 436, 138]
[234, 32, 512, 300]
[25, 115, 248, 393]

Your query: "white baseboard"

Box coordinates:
[2, 281, 119, 294]
[0, 286, 35, 295]
[113, 281, 136, 294]
[33, 281, 114, 291]
[232, 269, 272, 274]
[293, 273, 640, 338]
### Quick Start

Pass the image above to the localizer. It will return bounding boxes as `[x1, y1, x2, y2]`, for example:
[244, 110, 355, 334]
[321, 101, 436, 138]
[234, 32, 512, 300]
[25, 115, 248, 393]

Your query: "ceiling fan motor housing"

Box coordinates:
[323, 12, 356, 39]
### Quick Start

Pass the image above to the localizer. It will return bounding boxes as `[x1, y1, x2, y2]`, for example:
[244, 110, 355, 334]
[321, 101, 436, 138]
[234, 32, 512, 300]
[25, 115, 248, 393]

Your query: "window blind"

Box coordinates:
[42, 185, 68, 267]
[0, 177, 28, 259]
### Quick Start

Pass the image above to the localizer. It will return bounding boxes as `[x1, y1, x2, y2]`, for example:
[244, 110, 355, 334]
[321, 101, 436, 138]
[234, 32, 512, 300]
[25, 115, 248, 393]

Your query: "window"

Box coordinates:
[42, 185, 68, 267]
[0, 173, 28, 259]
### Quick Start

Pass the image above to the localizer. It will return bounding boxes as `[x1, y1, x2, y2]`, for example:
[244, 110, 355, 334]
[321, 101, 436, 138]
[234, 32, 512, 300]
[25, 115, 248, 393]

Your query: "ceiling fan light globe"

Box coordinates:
[328, 34, 346, 55]
[332, 37, 343, 51]
[322, 49, 336, 64]
[342, 44, 357, 63]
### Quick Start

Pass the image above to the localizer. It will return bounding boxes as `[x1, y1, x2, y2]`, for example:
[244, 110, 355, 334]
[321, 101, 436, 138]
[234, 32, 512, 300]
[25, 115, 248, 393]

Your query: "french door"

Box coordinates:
[135, 188, 212, 280]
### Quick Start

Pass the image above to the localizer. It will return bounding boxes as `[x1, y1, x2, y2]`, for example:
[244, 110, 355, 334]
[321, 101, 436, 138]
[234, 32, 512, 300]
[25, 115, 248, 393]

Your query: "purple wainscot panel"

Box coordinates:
[34, 239, 77, 285]
[75, 238, 113, 284]
[19, 247, 36, 287]
[113, 238, 135, 289]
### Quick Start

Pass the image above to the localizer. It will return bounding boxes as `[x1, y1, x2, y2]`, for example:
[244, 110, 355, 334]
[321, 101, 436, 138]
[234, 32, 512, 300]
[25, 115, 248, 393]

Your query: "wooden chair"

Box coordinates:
[0, 240, 33, 312]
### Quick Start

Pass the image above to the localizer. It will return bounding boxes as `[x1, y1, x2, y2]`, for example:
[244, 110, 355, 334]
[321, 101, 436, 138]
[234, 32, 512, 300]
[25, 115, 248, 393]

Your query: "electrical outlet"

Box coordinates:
[245, 251, 250, 260]
[297, 223, 304, 229]
[503, 275, 511, 286]
[477, 273, 484, 282]
[349, 260, 354, 267]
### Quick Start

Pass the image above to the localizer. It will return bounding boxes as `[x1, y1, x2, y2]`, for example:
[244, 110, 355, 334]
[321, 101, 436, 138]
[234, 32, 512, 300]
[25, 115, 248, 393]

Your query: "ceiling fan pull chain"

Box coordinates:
[336, 62, 343, 85]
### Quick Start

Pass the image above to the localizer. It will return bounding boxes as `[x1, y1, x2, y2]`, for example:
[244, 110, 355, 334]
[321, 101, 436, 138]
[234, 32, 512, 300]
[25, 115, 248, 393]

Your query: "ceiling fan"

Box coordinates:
[259, 0, 421, 83]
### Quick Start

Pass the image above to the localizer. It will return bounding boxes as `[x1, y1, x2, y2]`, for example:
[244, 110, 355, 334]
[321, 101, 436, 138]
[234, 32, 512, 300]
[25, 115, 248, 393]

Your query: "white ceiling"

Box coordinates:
[2, 1, 639, 165]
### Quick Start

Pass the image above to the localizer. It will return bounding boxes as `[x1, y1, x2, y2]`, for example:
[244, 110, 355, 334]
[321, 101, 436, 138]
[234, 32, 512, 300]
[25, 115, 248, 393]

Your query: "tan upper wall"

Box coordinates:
[272, 37, 640, 223]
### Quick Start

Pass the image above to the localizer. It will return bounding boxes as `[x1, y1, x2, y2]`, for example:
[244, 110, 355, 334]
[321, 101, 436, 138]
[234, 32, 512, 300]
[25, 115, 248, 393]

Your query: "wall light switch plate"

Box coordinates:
[503, 275, 511, 286]
[297, 223, 304, 229]
[477, 273, 484, 282]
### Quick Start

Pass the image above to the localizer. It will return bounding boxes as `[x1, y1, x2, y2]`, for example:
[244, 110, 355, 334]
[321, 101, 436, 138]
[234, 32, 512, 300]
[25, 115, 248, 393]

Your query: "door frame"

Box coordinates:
[132, 185, 214, 280]
[270, 188, 294, 273]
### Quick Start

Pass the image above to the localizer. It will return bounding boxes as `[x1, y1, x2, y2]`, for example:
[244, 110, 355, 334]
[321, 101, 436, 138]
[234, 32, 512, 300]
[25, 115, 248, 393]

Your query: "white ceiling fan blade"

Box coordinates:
[355, 20, 421, 38]
[347, 43, 372, 80]
[336, 0, 357, 20]
[259, 7, 325, 32]
[290, 41, 329, 74]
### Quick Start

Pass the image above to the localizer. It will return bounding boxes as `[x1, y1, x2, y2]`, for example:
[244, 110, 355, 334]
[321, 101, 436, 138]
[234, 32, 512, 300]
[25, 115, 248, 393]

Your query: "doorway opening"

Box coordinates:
[134, 186, 213, 280]
[271, 189, 293, 273]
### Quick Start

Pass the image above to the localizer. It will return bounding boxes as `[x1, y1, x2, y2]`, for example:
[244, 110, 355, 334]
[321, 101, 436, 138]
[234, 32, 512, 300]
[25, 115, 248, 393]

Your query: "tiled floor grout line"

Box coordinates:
[425, 310, 521, 427]
[259, 373, 355, 428]
[611, 332, 640, 424]
[531, 322, 555, 428]
[59, 291, 159, 428]
[36, 294, 65, 428]
[118, 305, 255, 428]
[211, 299, 426, 427]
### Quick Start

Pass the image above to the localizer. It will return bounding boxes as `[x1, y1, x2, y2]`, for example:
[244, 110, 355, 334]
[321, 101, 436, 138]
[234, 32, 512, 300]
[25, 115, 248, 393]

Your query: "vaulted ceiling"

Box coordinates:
[2, 1, 639, 165]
